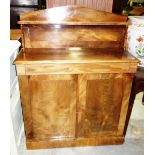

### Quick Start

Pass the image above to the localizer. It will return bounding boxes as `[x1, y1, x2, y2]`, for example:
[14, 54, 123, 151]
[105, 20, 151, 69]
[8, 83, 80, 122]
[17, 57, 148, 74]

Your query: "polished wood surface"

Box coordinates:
[20, 6, 127, 50]
[77, 74, 132, 137]
[18, 76, 33, 138]
[16, 62, 137, 75]
[29, 75, 76, 139]
[22, 25, 126, 49]
[14, 48, 138, 75]
[27, 136, 124, 149]
[15, 6, 138, 149]
[46, 0, 113, 13]
[14, 48, 138, 64]
[124, 66, 144, 135]
[19, 5, 127, 25]
[10, 29, 22, 40]
[18, 72, 134, 149]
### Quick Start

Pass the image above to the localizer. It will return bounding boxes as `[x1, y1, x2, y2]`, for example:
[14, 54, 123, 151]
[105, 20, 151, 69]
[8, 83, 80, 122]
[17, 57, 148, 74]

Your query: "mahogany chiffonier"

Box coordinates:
[14, 6, 139, 149]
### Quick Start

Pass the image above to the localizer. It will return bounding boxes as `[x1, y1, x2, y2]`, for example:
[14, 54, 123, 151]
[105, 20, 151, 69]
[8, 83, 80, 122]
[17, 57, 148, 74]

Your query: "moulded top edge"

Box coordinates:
[18, 21, 127, 26]
[18, 5, 128, 25]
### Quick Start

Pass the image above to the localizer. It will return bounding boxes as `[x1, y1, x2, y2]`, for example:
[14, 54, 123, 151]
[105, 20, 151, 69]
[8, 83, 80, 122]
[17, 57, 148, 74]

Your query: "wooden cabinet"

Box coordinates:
[14, 6, 139, 149]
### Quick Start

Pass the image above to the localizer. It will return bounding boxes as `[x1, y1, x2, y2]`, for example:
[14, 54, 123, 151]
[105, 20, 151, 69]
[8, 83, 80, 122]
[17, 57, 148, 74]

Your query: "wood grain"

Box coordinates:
[19, 5, 127, 25]
[19, 75, 77, 140]
[29, 75, 77, 139]
[26, 136, 124, 149]
[10, 29, 22, 40]
[117, 74, 134, 135]
[18, 76, 33, 138]
[77, 74, 87, 137]
[22, 25, 126, 49]
[14, 49, 139, 64]
[15, 63, 137, 75]
[14, 49, 139, 75]
[77, 74, 124, 137]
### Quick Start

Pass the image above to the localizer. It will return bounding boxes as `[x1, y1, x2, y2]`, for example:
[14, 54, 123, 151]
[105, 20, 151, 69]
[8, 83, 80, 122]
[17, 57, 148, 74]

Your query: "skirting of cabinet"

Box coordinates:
[26, 136, 124, 149]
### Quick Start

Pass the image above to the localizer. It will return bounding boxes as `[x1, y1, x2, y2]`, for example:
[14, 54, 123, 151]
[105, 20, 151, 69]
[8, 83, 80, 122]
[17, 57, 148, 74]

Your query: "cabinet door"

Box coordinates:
[19, 74, 77, 140]
[77, 73, 133, 137]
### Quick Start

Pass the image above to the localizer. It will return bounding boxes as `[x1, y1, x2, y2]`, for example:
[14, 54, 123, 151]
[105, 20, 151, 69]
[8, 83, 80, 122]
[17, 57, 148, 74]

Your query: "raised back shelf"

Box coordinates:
[19, 5, 127, 51]
[19, 5, 127, 25]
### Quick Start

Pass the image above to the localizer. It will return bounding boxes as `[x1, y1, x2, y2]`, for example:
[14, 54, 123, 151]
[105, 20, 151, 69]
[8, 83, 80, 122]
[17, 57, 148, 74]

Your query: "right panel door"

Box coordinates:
[77, 73, 133, 138]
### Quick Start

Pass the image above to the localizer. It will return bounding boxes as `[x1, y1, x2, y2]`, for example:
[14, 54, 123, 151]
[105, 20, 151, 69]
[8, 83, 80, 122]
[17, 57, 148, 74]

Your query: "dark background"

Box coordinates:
[10, 0, 46, 29]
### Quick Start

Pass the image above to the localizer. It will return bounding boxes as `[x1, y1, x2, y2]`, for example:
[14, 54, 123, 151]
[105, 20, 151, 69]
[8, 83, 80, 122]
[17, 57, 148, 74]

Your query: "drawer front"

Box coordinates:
[15, 62, 137, 75]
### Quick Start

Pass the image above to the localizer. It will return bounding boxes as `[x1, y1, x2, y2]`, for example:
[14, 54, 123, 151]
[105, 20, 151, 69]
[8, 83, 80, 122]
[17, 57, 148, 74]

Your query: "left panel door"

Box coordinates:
[19, 74, 77, 140]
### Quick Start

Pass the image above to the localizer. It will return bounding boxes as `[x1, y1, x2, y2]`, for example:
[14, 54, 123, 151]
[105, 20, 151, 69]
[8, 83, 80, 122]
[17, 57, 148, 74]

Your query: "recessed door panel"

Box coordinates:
[29, 75, 77, 139]
[77, 74, 132, 137]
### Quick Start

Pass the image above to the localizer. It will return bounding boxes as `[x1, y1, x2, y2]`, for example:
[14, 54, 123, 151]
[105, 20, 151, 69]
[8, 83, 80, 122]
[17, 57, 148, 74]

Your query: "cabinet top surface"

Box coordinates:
[19, 5, 127, 25]
[14, 48, 139, 65]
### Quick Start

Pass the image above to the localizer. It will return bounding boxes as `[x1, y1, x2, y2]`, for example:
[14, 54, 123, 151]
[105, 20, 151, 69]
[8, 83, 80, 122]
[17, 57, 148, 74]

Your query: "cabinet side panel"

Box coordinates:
[117, 74, 134, 135]
[18, 75, 33, 138]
